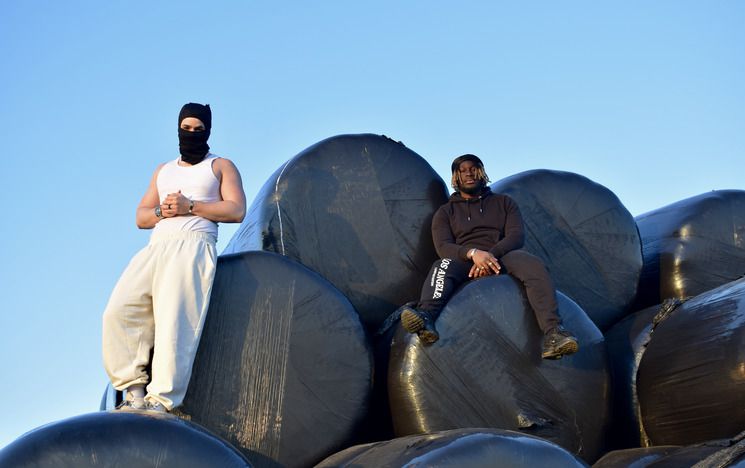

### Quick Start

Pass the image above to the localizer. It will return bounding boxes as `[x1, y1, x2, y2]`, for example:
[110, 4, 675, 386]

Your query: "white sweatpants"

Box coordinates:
[102, 231, 217, 410]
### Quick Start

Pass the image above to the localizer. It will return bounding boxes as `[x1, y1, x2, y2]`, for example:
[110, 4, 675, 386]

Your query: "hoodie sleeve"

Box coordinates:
[431, 206, 471, 260]
[489, 195, 525, 258]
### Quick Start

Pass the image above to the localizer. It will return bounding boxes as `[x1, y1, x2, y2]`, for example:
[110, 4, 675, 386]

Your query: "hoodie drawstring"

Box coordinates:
[451, 188, 490, 221]
[466, 197, 484, 221]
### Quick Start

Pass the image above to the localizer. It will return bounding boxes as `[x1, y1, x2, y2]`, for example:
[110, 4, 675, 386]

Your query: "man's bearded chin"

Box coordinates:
[459, 179, 485, 195]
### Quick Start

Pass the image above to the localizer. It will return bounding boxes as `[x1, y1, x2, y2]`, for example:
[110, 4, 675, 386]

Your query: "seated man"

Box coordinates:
[400, 154, 578, 359]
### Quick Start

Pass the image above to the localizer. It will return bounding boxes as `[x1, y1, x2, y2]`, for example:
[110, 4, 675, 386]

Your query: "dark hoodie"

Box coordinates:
[431, 187, 525, 261]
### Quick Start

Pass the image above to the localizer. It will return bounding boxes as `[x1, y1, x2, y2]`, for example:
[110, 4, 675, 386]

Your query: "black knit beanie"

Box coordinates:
[451, 154, 484, 173]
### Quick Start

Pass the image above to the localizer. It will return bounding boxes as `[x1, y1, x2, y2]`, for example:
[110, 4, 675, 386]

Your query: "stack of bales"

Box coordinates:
[601, 190, 745, 466]
[3, 135, 745, 467]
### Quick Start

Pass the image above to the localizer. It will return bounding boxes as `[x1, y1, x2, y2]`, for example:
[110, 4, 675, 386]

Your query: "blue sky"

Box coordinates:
[1, 1, 743, 449]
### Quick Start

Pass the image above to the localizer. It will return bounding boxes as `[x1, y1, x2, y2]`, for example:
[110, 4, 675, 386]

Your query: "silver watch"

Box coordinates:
[154, 206, 164, 219]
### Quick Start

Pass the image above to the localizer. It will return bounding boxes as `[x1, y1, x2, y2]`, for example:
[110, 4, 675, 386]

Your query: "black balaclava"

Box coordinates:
[178, 103, 212, 165]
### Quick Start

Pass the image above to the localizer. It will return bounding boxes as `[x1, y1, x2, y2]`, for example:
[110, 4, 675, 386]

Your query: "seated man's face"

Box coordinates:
[180, 117, 206, 132]
[458, 161, 484, 194]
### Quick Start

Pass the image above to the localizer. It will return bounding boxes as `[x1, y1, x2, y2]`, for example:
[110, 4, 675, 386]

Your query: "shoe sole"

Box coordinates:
[542, 337, 579, 360]
[400, 308, 440, 344]
[144, 408, 168, 413]
[418, 328, 439, 345]
[400, 308, 424, 334]
[116, 405, 147, 412]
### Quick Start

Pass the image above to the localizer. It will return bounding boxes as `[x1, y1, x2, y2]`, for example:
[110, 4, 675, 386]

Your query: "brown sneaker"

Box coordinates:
[400, 306, 440, 344]
[542, 327, 579, 359]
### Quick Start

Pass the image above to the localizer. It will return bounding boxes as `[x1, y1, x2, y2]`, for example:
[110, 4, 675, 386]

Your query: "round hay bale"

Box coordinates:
[641, 445, 736, 468]
[0, 412, 251, 467]
[604, 301, 684, 449]
[592, 446, 680, 467]
[490, 169, 642, 331]
[387, 274, 609, 462]
[176, 251, 373, 468]
[637, 277, 745, 446]
[359, 320, 399, 442]
[581, 433, 745, 467]
[99, 383, 119, 411]
[317, 428, 588, 467]
[224, 134, 448, 331]
[634, 190, 745, 309]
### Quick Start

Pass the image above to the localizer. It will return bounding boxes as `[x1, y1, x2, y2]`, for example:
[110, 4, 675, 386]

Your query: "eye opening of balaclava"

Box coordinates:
[178, 103, 212, 165]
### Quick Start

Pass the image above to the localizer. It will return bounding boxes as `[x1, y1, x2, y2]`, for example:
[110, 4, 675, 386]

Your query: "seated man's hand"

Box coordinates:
[468, 249, 501, 278]
[469, 263, 490, 278]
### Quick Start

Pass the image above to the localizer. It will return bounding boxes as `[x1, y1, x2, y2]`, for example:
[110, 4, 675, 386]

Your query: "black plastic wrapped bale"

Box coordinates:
[685, 431, 745, 468]
[639, 442, 741, 468]
[174, 251, 373, 468]
[360, 315, 400, 443]
[224, 134, 449, 331]
[603, 301, 684, 450]
[647, 450, 738, 468]
[634, 190, 745, 309]
[387, 274, 609, 462]
[594, 436, 745, 468]
[592, 447, 680, 467]
[99, 382, 119, 411]
[636, 277, 745, 446]
[490, 169, 642, 331]
[0, 412, 251, 467]
[316, 428, 589, 467]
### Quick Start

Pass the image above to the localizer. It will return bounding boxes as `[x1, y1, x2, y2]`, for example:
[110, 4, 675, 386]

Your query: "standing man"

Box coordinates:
[103, 103, 246, 412]
[400, 154, 578, 359]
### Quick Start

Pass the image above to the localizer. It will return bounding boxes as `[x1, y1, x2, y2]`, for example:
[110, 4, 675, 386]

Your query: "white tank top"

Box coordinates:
[152, 153, 221, 238]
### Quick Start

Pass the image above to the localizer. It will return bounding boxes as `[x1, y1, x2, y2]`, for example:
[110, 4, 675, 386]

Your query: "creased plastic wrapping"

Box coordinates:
[387, 275, 609, 462]
[592, 446, 681, 467]
[0, 412, 252, 467]
[490, 169, 642, 331]
[634, 190, 745, 310]
[224, 134, 449, 332]
[177, 251, 373, 468]
[316, 428, 589, 468]
[603, 300, 685, 450]
[637, 277, 745, 446]
[594, 432, 745, 468]
[99, 382, 118, 410]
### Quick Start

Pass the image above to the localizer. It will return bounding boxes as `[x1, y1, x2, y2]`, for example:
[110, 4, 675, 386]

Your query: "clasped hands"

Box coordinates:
[469, 249, 501, 278]
[160, 191, 191, 218]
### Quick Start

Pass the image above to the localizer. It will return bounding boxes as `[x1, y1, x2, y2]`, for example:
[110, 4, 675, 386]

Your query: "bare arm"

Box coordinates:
[135, 164, 166, 229]
[162, 158, 246, 223]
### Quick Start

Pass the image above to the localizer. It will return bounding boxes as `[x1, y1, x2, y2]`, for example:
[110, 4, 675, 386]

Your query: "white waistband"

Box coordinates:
[149, 230, 217, 245]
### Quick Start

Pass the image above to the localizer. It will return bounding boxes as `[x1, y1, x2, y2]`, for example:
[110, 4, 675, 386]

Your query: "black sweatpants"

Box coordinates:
[416, 249, 560, 333]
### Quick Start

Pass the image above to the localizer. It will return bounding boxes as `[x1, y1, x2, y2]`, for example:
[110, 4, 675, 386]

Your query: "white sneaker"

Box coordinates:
[145, 401, 168, 413]
[116, 393, 147, 411]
